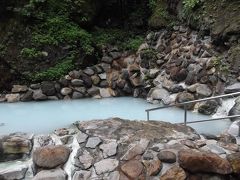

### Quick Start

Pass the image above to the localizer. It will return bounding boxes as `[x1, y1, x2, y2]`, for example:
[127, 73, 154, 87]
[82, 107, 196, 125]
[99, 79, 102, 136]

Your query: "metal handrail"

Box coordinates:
[145, 91, 240, 125]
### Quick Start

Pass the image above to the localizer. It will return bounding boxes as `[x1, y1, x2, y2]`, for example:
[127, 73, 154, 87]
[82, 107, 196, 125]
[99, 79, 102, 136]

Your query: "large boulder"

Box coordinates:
[175, 92, 195, 110]
[178, 149, 232, 174]
[33, 145, 70, 168]
[147, 87, 171, 104]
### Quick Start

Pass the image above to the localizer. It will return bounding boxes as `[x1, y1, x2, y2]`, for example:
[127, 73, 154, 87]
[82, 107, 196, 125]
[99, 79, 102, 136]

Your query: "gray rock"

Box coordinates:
[60, 135, 73, 145]
[72, 92, 84, 99]
[198, 100, 218, 115]
[41, 81, 56, 96]
[76, 150, 94, 169]
[100, 88, 112, 98]
[121, 139, 149, 160]
[228, 120, 240, 136]
[99, 141, 118, 158]
[83, 68, 95, 76]
[109, 51, 121, 59]
[11, 85, 28, 93]
[147, 88, 171, 105]
[224, 82, 240, 93]
[0, 165, 28, 180]
[99, 73, 107, 80]
[229, 97, 240, 121]
[196, 84, 212, 97]
[71, 79, 84, 87]
[108, 171, 120, 180]
[20, 90, 33, 102]
[157, 150, 176, 163]
[72, 170, 91, 180]
[59, 77, 69, 87]
[100, 63, 111, 73]
[0, 95, 6, 102]
[74, 87, 87, 94]
[33, 168, 67, 180]
[86, 137, 102, 148]
[69, 70, 81, 79]
[206, 144, 226, 155]
[6, 93, 21, 103]
[61, 88, 72, 96]
[99, 80, 109, 88]
[30, 83, 41, 89]
[87, 87, 99, 96]
[33, 90, 47, 101]
[81, 74, 92, 88]
[175, 92, 195, 110]
[76, 131, 89, 144]
[94, 159, 119, 175]
[102, 56, 113, 64]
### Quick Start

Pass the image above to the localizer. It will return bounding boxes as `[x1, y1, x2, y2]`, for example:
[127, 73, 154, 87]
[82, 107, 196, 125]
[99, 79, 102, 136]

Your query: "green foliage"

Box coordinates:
[20, 48, 42, 59]
[140, 48, 158, 60]
[92, 28, 144, 52]
[183, 0, 201, 12]
[32, 16, 94, 54]
[148, 0, 176, 28]
[30, 56, 75, 81]
[124, 36, 144, 52]
[213, 57, 229, 74]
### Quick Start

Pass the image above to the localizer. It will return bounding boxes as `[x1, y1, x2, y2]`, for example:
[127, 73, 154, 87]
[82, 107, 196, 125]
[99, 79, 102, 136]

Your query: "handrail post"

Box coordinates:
[184, 105, 187, 126]
[147, 111, 149, 121]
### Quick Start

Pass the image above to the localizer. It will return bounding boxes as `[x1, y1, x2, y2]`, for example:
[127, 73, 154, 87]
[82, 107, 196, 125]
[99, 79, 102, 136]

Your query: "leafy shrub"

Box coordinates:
[92, 28, 144, 52]
[183, 0, 201, 11]
[30, 56, 74, 81]
[32, 16, 94, 54]
[20, 48, 42, 59]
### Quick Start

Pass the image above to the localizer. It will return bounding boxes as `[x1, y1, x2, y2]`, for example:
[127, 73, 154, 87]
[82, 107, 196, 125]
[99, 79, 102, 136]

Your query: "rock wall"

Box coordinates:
[0, 118, 240, 180]
[1, 26, 239, 116]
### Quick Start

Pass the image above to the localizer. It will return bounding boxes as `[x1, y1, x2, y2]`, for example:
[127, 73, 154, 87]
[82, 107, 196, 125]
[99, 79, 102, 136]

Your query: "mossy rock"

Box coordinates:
[181, 0, 240, 41]
[148, 0, 177, 28]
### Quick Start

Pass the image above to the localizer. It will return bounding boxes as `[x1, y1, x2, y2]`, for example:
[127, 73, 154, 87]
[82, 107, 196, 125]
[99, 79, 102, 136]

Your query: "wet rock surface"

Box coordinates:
[0, 118, 240, 180]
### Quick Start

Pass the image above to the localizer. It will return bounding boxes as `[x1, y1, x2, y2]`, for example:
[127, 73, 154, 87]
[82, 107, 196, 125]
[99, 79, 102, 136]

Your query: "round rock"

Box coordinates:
[33, 145, 70, 168]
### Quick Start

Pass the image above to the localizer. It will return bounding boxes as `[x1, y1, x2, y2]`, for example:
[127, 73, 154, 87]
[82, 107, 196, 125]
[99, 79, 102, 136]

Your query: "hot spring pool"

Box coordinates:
[0, 97, 231, 135]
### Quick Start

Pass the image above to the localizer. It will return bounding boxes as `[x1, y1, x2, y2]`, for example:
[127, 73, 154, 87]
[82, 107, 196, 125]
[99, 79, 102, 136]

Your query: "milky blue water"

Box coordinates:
[0, 97, 231, 135]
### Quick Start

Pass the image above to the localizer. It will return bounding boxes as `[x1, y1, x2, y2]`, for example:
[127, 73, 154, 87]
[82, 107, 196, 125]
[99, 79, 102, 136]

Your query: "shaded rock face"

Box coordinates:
[0, 58, 17, 91]
[178, 149, 232, 174]
[229, 97, 240, 121]
[33, 145, 70, 168]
